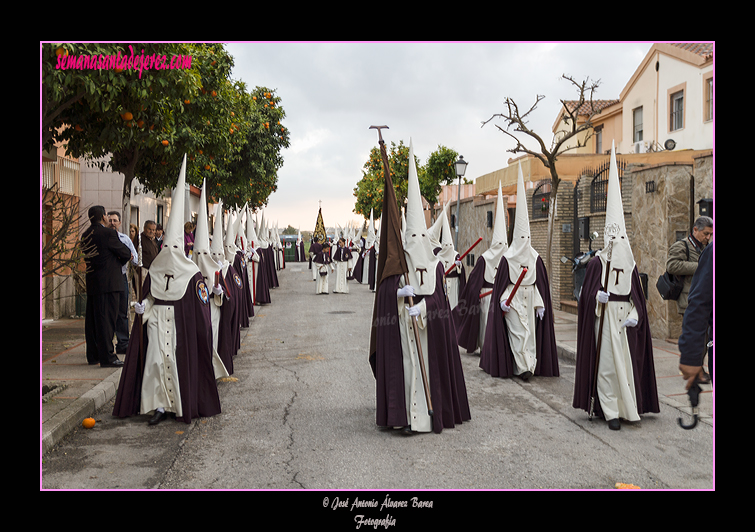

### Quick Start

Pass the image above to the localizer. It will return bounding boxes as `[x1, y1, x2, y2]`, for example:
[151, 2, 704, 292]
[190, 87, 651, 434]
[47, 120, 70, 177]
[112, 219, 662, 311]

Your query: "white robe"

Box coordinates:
[315, 263, 330, 294]
[501, 283, 543, 376]
[333, 258, 349, 293]
[397, 280, 432, 433]
[595, 297, 640, 422]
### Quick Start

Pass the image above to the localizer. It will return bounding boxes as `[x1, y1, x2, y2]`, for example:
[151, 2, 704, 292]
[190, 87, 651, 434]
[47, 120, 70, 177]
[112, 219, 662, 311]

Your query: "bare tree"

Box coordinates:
[42, 183, 89, 299]
[482, 74, 604, 281]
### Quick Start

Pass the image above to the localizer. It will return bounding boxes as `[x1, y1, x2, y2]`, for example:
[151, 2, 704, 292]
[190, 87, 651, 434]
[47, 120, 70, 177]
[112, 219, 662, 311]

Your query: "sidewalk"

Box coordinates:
[41, 308, 710, 455]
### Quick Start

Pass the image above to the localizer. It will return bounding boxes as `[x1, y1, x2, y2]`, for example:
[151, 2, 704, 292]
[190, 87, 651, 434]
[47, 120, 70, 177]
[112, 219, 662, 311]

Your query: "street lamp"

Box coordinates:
[454, 155, 468, 250]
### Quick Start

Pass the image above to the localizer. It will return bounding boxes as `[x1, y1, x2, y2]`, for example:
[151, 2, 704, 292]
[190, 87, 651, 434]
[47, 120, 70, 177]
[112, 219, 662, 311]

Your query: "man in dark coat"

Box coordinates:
[678, 242, 713, 387]
[81, 205, 133, 367]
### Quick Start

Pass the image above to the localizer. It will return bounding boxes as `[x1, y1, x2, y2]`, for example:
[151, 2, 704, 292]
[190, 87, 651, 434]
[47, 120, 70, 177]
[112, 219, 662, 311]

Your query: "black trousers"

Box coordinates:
[85, 291, 119, 365]
[114, 274, 130, 353]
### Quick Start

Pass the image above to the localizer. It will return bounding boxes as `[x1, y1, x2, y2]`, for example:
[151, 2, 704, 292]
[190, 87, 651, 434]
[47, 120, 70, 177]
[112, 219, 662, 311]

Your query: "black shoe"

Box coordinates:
[520, 371, 533, 382]
[148, 411, 168, 425]
[101, 359, 124, 368]
[608, 419, 621, 430]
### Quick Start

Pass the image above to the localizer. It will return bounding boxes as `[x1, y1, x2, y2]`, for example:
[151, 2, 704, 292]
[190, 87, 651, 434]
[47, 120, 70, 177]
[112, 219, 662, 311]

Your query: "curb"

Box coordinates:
[42, 369, 122, 455]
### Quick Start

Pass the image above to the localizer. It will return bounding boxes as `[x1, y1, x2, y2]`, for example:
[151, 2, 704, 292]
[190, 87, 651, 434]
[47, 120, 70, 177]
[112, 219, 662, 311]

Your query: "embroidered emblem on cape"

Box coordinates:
[234, 273, 243, 288]
[196, 280, 209, 304]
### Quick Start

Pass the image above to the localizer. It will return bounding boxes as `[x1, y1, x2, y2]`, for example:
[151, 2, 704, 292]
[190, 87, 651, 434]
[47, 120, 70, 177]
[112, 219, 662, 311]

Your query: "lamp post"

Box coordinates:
[454, 155, 468, 250]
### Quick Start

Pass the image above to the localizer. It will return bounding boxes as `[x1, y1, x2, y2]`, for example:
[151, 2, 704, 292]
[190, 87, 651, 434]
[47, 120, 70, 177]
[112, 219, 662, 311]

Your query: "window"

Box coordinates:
[633, 107, 643, 142]
[594, 125, 603, 154]
[704, 75, 713, 122]
[671, 90, 684, 131]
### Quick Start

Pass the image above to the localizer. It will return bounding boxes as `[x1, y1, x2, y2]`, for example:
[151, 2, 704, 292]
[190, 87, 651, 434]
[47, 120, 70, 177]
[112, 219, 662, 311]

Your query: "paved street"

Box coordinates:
[41, 262, 713, 493]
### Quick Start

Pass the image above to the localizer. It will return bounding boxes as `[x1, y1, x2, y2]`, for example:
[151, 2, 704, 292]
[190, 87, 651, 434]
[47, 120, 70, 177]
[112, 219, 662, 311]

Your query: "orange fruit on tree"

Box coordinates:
[122, 111, 133, 121]
[82, 417, 95, 429]
[162, 140, 169, 146]
[184, 99, 191, 104]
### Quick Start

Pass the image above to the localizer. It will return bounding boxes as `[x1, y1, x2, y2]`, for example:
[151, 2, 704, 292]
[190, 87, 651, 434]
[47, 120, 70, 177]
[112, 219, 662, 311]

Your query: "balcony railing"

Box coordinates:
[43, 155, 80, 196]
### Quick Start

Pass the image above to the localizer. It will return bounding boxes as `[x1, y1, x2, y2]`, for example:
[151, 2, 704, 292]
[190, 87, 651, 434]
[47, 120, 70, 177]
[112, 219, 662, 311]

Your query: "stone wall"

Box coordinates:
[631, 153, 712, 340]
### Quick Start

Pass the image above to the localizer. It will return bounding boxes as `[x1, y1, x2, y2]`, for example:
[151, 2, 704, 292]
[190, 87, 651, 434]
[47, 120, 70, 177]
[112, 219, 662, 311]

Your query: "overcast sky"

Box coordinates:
[224, 41, 653, 232]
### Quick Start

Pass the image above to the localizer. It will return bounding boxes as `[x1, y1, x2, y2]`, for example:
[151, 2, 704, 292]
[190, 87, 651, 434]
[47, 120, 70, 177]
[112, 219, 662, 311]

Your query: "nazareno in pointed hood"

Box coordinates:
[481, 180, 509, 284]
[147, 154, 201, 301]
[403, 139, 438, 295]
[598, 141, 635, 296]
[503, 161, 539, 285]
[193, 179, 224, 285]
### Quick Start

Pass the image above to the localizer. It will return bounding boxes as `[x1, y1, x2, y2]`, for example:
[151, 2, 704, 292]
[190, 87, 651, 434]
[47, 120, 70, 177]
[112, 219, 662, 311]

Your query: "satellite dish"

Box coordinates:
[664, 139, 676, 151]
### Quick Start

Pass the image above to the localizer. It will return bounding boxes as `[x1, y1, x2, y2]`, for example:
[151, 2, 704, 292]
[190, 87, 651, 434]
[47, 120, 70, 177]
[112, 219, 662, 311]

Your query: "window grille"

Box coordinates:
[586, 157, 626, 213]
[532, 180, 551, 219]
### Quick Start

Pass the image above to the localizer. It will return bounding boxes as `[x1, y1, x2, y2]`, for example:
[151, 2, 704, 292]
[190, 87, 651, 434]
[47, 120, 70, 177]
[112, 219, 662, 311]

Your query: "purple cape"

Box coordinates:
[479, 256, 560, 378]
[370, 262, 471, 433]
[572, 258, 660, 417]
[112, 272, 222, 423]
[255, 251, 272, 305]
[217, 264, 244, 372]
[233, 252, 253, 328]
[367, 248, 377, 290]
[453, 258, 493, 353]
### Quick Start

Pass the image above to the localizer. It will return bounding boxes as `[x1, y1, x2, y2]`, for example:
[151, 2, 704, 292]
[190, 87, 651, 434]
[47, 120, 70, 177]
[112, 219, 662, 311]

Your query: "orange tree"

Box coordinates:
[43, 42, 288, 227]
[220, 86, 290, 212]
[353, 140, 418, 220]
[353, 141, 458, 222]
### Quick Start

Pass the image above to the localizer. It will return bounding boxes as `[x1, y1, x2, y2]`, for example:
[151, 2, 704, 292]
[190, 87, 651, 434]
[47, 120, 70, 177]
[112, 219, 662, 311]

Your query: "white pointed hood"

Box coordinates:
[366, 209, 376, 249]
[210, 200, 229, 275]
[481, 180, 509, 284]
[193, 179, 223, 284]
[403, 140, 438, 295]
[427, 203, 445, 249]
[257, 210, 268, 249]
[599, 142, 635, 295]
[224, 209, 240, 263]
[148, 154, 201, 301]
[246, 205, 258, 247]
[503, 162, 538, 285]
[432, 202, 457, 272]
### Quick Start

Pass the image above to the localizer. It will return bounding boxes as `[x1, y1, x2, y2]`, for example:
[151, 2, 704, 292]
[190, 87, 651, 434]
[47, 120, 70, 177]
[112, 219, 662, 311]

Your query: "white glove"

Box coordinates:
[500, 300, 510, 312]
[455, 260, 462, 268]
[406, 304, 421, 317]
[622, 318, 637, 328]
[212, 284, 224, 296]
[134, 301, 145, 315]
[597, 290, 610, 304]
[537, 307, 545, 320]
[397, 285, 415, 298]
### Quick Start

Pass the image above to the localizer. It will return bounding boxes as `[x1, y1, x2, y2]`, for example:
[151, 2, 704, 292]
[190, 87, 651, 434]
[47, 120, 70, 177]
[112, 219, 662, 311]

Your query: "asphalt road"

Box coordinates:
[41, 262, 713, 495]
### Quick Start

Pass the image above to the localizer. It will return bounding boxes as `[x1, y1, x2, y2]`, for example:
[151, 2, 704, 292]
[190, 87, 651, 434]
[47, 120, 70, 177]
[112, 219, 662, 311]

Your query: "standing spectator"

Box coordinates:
[184, 221, 195, 257]
[678, 242, 714, 387]
[81, 205, 132, 367]
[155, 223, 164, 250]
[666, 216, 713, 315]
[108, 211, 138, 355]
[140, 220, 160, 270]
